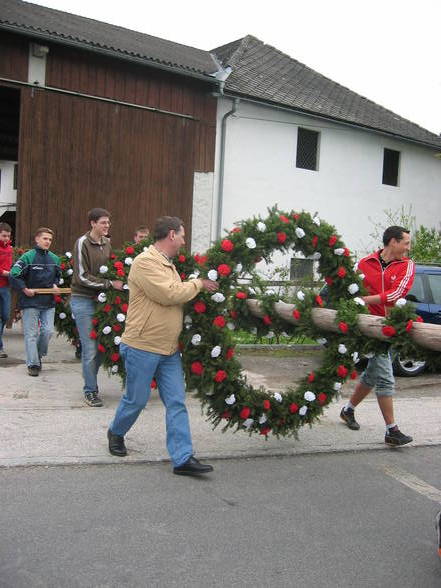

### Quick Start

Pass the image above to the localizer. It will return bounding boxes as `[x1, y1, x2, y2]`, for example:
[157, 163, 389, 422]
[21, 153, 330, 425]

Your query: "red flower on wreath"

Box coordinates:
[277, 232, 287, 244]
[315, 295, 324, 307]
[289, 402, 299, 414]
[263, 399, 271, 410]
[113, 261, 123, 269]
[221, 239, 234, 252]
[231, 227, 241, 233]
[382, 325, 397, 337]
[329, 235, 338, 246]
[110, 352, 120, 362]
[193, 301, 206, 314]
[114, 296, 121, 304]
[112, 324, 122, 332]
[312, 235, 319, 248]
[317, 393, 327, 405]
[191, 361, 204, 375]
[236, 291, 247, 299]
[98, 344, 105, 353]
[350, 370, 358, 380]
[226, 347, 235, 360]
[325, 276, 333, 286]
[292, 309, 301, 320]
[91, 318, 99, 326]
[60, 263, 66, 270]
[125, 246, 135, 255]
[221, 410, 231, 419]
[405, 320, 414, 332]
[260, 426, 271, 436]
[150, 378, 157, 389]
[54, 295, 62, 303]
[337, 267, 347, 279]
[110, 253, 116, 259]
[89, 329, 98, 339]
[416, 316, 424, 323]
[343, 248, 350, 257]
[308, 372, 315, 383]
[180, 273, 186, 280]
[262, 315, 272, 326]
[230, 310, 238, 319]
[178, 254, 186, 263]
[337, 365, 348, 378]
[103, 304, 112, 313]
[116, 269, 125, 277]
[214, 370, 227, 383]
[338, 321, 349, 333]
[120, 303, 128, 313]
[218, 263, 232, 276]
[213, 315, 226, 328]
[240, 407, 251, 419]
[279, 214, 290, 223]
[293, 213, 300, 221]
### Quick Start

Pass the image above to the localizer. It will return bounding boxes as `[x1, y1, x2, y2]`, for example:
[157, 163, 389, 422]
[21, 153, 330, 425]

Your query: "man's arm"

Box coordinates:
[362, 261, 415, 305]
[9, 251, 35, 297]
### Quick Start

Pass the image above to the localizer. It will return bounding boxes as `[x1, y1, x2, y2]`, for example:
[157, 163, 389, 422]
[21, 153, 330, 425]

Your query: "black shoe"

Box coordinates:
[0, 350, 7, 358]
[84, 392, 103, 407]
[385, 427, 413, 446]
[107, 429, 127, 457]
[436, 511, 441, 558]
[173, 456, 213, 476]
[28, 365, 39, 377]
[340, 406, 360, 430]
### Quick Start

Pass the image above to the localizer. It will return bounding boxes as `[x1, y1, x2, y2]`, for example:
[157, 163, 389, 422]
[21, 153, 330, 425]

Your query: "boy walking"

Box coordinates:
[0, 222, 13, 358]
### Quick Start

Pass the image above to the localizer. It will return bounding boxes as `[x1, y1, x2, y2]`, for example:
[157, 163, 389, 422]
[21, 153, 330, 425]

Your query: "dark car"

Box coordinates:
[393, 263, 441, 376]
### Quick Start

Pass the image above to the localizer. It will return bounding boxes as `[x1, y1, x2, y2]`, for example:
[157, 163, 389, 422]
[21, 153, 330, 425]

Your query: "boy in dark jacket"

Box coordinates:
[0, 222, 13, 358]
[10, 227, 61, 376]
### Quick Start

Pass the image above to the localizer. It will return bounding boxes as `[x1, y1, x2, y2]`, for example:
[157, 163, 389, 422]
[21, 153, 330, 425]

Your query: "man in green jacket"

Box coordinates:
[108, 216, 218, 476]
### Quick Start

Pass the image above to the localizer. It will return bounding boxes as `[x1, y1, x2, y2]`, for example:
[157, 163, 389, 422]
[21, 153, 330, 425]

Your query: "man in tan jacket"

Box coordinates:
[108, 216, 219, 476]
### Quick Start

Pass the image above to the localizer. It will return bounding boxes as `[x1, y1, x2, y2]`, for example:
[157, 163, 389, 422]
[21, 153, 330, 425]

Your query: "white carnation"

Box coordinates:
[97, 293, 107, 303]
[191, 334, 201, 346]
[299, 405, 308, 416]
[184, 315, 192, 324]
[266, 331, 275, 339]
[58, 278, 64, 285]
[65, 251, 72, 258]
[333, 382, 342, 391]
[395, 298, 407, 307]
[111, 365, 119, 373]
[348, 283, 359, 295]
[316, 338, 327, 345]
[245, 237, 256, 249]
[334, 248, 345, 256]
[58, 312, 66, 319]
[208, 269, 218, 281]
[124, 257, 133, 266]
[225, 394, 236, 405]
[311, 252, 321, 260]
[114, 336, 121, 345]
[296, 291, 305, 301]
[226, 322, 236, 330]
[259, 414, 268, 424]
[304, 391, 316, 402]
[295, 227, 305, 238]
[312, 216, 320, 226]
[235, 263, 243, 273]
[352, 351, 360, 363]
[243, 418, 254, 429]
[257, 221, 266, 232]
[99, 265, 108, 274]
[102, 326, 112, 335]
[211, 292, 225, 303]
[353, 261, 359, 271]
[123, 284, 129, 290]
[273, 392, 283, 403]
[338, 344, 348, 354]
[211, 345, 221, 358]
[116, 313, 125, 322]
[66, 268, 73, 276]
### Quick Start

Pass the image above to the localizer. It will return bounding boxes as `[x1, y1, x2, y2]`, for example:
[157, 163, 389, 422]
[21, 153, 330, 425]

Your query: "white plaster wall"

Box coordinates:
[0, 161, 17, 209]
[213, 98, 441, 264]
[191, 171, 214, 253]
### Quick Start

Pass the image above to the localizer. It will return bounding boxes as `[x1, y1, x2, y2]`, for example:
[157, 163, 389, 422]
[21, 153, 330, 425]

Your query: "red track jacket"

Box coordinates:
[0, 240, 13, 288]
[358, 250, 415, 317]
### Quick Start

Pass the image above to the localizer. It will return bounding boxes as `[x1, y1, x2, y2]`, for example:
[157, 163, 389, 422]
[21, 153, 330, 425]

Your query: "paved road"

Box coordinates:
[1, 447, 440, 587]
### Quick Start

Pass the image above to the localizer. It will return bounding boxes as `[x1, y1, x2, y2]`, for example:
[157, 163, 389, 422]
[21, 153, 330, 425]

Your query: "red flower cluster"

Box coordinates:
[315, 295, 324, 307]
[279, 215, 290, 223]
[98, 344, 105, 353]
[338, 321, 349, 333]
[226, 348, 235, 360]
[337, 365, 348, 378]
[221, 239, 234, 252]
[110, 352, 120, 362]
[292, 309, 300, 320]
[325, 277, 333, 286]
[382, 325, 397, 337]
[308, 372, 315, 383]
[289, 403, 299, 414]
[329, 235, 338, 246]
[193, 301, 206, 314]
[312, 235, 318, 248]
[125, 246, 135, 255]
[214, 370, 227, 383]
[317, 393, 327, 405]
[218, 263, 232, 276]
[292, 213, 300, 221]
[90, 330, 98, 339]
[178, 254, 186, 263]
[240, 407, 251, 419]
[263, 399, 271, 410]
[235, 291, 247, 299]
[260, 426, 271, 436]
[120, 303, 128, 313]
[112, 324, 122, 332]
[277, 232, 287, 244]
[191, 361, 204, 375]
[337, 267, 347, 279]
[262, 315, 272, 325]
[350, 371, 358, 380]
[213, 316, 226, 328]
[405, 320, 413, 332]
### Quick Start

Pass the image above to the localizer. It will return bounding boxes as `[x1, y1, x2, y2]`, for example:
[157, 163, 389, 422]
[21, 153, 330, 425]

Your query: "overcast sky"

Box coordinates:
[31, 0, 441, 136]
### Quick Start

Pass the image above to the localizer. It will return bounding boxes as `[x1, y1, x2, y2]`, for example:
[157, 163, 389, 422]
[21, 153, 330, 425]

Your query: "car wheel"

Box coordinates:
[392, 355, 426, 377]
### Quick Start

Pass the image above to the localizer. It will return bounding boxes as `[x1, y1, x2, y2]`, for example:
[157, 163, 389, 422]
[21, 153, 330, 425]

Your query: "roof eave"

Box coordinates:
[0, 22, 221, 85]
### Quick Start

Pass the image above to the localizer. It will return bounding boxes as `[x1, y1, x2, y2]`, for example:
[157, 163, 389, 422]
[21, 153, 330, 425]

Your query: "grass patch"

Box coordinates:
[231, 329, 316, 345]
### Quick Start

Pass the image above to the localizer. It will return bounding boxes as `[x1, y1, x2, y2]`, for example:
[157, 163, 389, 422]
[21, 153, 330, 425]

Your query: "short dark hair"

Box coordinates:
[0, 222, 12, 233]
[134, 225, 149, 234]
[383, 226, 410, 246]
[153, 216, 184, 241]
[34, 227, 54, 238]
[88, 208, 111, 223]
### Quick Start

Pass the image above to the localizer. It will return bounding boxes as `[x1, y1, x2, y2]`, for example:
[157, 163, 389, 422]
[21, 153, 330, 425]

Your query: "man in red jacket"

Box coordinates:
[0, 222, 13, 358]
[340, 226, 415, 446]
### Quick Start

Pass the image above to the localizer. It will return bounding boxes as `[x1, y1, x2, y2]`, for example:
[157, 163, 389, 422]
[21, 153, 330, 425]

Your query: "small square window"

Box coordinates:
[382, 148, 400, 186]
[290, 258, 314, 281]
[296, 128, 319, 171]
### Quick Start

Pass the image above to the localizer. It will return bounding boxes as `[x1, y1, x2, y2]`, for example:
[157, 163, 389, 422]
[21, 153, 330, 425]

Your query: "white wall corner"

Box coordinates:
[28, 43, 49, 85]
[191, 172, 214, 254]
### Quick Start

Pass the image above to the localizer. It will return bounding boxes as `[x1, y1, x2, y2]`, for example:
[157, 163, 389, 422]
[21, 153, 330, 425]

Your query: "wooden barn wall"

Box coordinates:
[0, 32, 28, 81]
[16, 87, 198, 252]
[45, 45, 216, 172]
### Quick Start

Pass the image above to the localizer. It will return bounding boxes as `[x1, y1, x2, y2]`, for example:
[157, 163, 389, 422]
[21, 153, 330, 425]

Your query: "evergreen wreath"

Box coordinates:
[54, 207, 425, 437]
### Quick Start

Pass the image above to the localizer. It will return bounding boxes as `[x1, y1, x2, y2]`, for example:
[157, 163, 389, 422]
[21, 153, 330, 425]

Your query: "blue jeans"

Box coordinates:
[110, 344, 193, 467]
[70, 296, 101, 394]
[0, 286, 11, 351]
[22, 307, 55, 367]
[360, 352, 395, 397]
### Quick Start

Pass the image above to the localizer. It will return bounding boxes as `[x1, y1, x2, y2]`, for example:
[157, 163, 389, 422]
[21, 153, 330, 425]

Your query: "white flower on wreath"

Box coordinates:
[353, 297, 366, 306]
[395, 298, 407, 307]
[58, 312, 66, 320]
[299, 405, 308, 416]
[102, 326, 112, 335]
[245, 237, 257, 249]
[124, 257, 133, 266]
[97, 292, 107, 303]
[248, 287, 256, 295]
[243, 418, 254, 429]
[143, 246, 148, 252]
[352, 351, 360, 363]
[235, 263, 243, 273]
[65, 251, 72, 258]
[111, 365, 119, 373]
[114, 336, 121, 345]
[310, 252, 321, 260]
[296, 291, 305, 301]
[211, 292, 225, 303]
[208, 269, 218, 281]
[334, 248, 345, 256]
[338, 344, 347, 354]
[225, 394, 236, 405]
[257, 221, 266, 232]
[123, 284, 129, 290]
[359, 273, 365, 280]
[333, 382, 342, 391]
[295, 227, 305, 239]
[191, 334, 201, 346]
[259, 414, 268, 424]
[312, 216, 320, 226]
[58, 278, 64, 285]
[353, 261, 359, 271]
[348, 283, 359, 295]
[184, 315, 192, 324]
[116, 313, 125, 322]
[66, 268, 73, 276]
[226, 322, 236, 330]
[99, 265, 108, 274]
[266, 331, 274, 339]
[304, 390, 316, 402]
[316, 337, 327, 345]
[273, 392, 283, 403]
[211, 345, 221, 358]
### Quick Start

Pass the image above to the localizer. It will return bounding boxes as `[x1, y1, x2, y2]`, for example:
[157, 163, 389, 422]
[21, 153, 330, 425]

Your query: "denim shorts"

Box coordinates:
[360, 352, 395, 397]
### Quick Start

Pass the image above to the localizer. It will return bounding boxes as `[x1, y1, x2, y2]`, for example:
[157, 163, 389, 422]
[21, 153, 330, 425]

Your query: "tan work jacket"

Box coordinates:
[121, 245, 203, 355]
